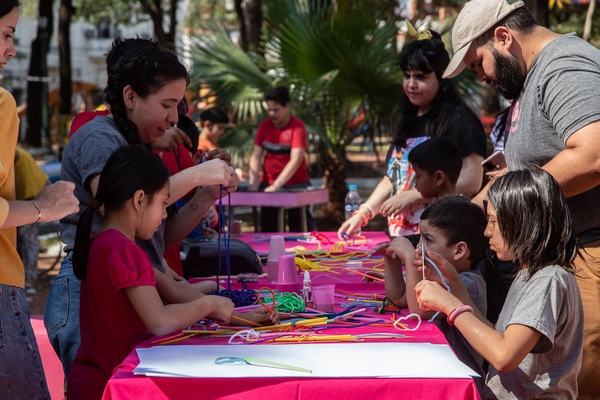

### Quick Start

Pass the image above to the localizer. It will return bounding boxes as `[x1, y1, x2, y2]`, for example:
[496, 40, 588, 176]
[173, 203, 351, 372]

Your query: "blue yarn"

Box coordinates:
[214, 185, 256, 307]
[421, 249, 452, 323]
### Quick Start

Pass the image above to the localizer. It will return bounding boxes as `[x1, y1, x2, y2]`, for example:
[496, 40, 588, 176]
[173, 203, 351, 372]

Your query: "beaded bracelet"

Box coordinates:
[30, 200, 42, 223]
[447, 305, 473, 326]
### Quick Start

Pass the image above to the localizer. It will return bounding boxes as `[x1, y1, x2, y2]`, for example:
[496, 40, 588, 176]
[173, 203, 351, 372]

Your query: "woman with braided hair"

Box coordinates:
[44, 43, 243, 385]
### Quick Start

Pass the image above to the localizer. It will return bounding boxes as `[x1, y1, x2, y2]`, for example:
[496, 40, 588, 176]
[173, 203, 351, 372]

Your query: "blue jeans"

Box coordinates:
[43, 252, 80, 380]
[0, 285, 51, 399]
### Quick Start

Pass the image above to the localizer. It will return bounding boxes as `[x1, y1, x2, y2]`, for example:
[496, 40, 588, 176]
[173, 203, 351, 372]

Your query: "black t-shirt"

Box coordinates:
[385, 103, 487, 166]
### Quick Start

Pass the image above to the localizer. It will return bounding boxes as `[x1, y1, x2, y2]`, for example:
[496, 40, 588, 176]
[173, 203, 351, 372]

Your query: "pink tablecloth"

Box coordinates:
[102, 232, 481, 400]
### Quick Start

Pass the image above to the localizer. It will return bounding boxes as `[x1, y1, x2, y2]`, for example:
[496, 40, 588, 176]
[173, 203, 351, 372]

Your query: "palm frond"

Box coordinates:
[188, 25, 272, 121]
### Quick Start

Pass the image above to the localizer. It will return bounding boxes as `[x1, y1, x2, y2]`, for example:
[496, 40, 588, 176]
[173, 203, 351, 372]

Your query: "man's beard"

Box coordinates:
[492, 48, 526, 100]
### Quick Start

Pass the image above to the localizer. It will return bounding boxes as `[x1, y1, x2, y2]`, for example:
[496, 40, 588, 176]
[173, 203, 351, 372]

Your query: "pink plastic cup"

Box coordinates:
[342, 261, 363, 274]
[277, 255, 298, 284]
[313, 284, 336, 312]
[267, 235, 285, 282]
[277, 255, 300, 294]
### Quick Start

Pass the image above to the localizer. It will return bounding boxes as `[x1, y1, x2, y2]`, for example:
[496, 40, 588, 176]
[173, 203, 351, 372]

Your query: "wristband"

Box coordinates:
[359, 203, 375, 219]
[352, 210, 369, 227]
[30, 200, 42, 223]
[447, 305, 473, 326]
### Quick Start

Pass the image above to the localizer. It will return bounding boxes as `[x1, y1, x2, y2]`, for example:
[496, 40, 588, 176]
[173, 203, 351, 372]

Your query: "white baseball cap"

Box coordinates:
[443, 0, 525, 79]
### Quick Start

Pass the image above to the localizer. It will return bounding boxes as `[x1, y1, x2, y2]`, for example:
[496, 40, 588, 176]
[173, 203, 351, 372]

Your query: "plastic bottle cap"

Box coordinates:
[304, 270, 311, 282]
[348, 185, 357, 191]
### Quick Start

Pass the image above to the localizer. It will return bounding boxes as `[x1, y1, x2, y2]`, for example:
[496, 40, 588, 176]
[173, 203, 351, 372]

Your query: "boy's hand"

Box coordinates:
[386, 236, 416, 263]
[244, 307, 280, 325]
[367, 242, 390, 258]
[362, 270, 385, 283]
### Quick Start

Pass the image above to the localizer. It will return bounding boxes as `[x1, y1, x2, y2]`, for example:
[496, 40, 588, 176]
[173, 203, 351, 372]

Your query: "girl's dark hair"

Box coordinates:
[104, 45, 190, 146]
[420, 195, 488, 266]
[391, 32, 469, 148]
[0, 1, 20, 18]
[73, 146, 170, 279]
[487, 168, 578, 277]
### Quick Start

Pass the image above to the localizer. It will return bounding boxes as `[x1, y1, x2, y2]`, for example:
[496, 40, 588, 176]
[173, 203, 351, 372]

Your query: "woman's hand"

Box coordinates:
[152, 126, 192, 152]
[380, 189, 423, 217]
[337, 214, 363, 239]
[203, 148, 232, 165]
[34, 181, 79, 222]
[195, 160, 238, 187]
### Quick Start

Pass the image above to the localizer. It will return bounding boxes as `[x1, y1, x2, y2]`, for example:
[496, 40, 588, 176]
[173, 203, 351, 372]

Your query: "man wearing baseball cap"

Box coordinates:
[447, 0, 600, 398]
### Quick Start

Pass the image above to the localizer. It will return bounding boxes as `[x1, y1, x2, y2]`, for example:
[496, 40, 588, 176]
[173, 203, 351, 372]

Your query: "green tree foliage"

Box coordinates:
[74, 0, 179, 50]
[185, 0, 237, 30]
[550, 2, 600, 47]
[189, 0, 404, 221]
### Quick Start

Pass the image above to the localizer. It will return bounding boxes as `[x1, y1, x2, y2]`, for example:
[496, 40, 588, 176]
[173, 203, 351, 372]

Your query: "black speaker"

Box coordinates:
[180, 237, 263, 279]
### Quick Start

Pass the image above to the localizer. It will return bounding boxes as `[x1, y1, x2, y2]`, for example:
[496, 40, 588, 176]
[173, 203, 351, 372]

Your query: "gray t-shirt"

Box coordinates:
[483, 266, 583, 400]
[504, 33, 600, 237]
[436, 270, 487, 392]
[60, 116, 128, 253]
[60, 115, 165, 271]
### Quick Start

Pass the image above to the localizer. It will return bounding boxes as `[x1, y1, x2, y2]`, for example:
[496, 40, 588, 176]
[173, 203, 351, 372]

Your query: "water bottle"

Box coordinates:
[345, 184, 362, 234]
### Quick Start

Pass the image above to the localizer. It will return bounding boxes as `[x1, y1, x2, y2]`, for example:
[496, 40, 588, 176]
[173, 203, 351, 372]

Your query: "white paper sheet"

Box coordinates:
[133, 342, 479, 379]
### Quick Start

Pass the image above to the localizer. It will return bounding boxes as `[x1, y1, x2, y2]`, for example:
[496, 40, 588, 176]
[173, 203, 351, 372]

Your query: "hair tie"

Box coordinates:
[406, 19, 433, 41]
[90, 197, 102, 211]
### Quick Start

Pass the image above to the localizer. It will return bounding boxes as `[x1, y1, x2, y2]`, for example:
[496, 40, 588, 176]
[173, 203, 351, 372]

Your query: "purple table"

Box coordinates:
[218, 188, 329, 232]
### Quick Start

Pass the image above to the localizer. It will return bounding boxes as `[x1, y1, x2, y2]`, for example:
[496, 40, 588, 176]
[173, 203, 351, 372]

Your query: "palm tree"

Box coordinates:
[189, 0, 404, 223]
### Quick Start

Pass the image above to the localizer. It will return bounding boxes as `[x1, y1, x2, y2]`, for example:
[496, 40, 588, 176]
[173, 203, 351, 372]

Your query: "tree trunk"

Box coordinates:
[139, 0, 177, 52]
[245, 0, 263, 55]
[25, 0, 54, 147]
[234, 0, 248, 51]
[583, 0, 595, 41]
[58, 0, 73, 147]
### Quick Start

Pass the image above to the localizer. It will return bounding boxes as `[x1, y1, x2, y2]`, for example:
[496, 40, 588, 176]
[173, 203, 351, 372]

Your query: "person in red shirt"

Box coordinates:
[249, 87, 314, 232]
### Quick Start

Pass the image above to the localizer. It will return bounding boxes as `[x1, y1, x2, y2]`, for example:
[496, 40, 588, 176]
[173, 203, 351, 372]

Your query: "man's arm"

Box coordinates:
[456, 153, 485, 196]
[543, 120, 600, 197]
[264, 147, 305, 192]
